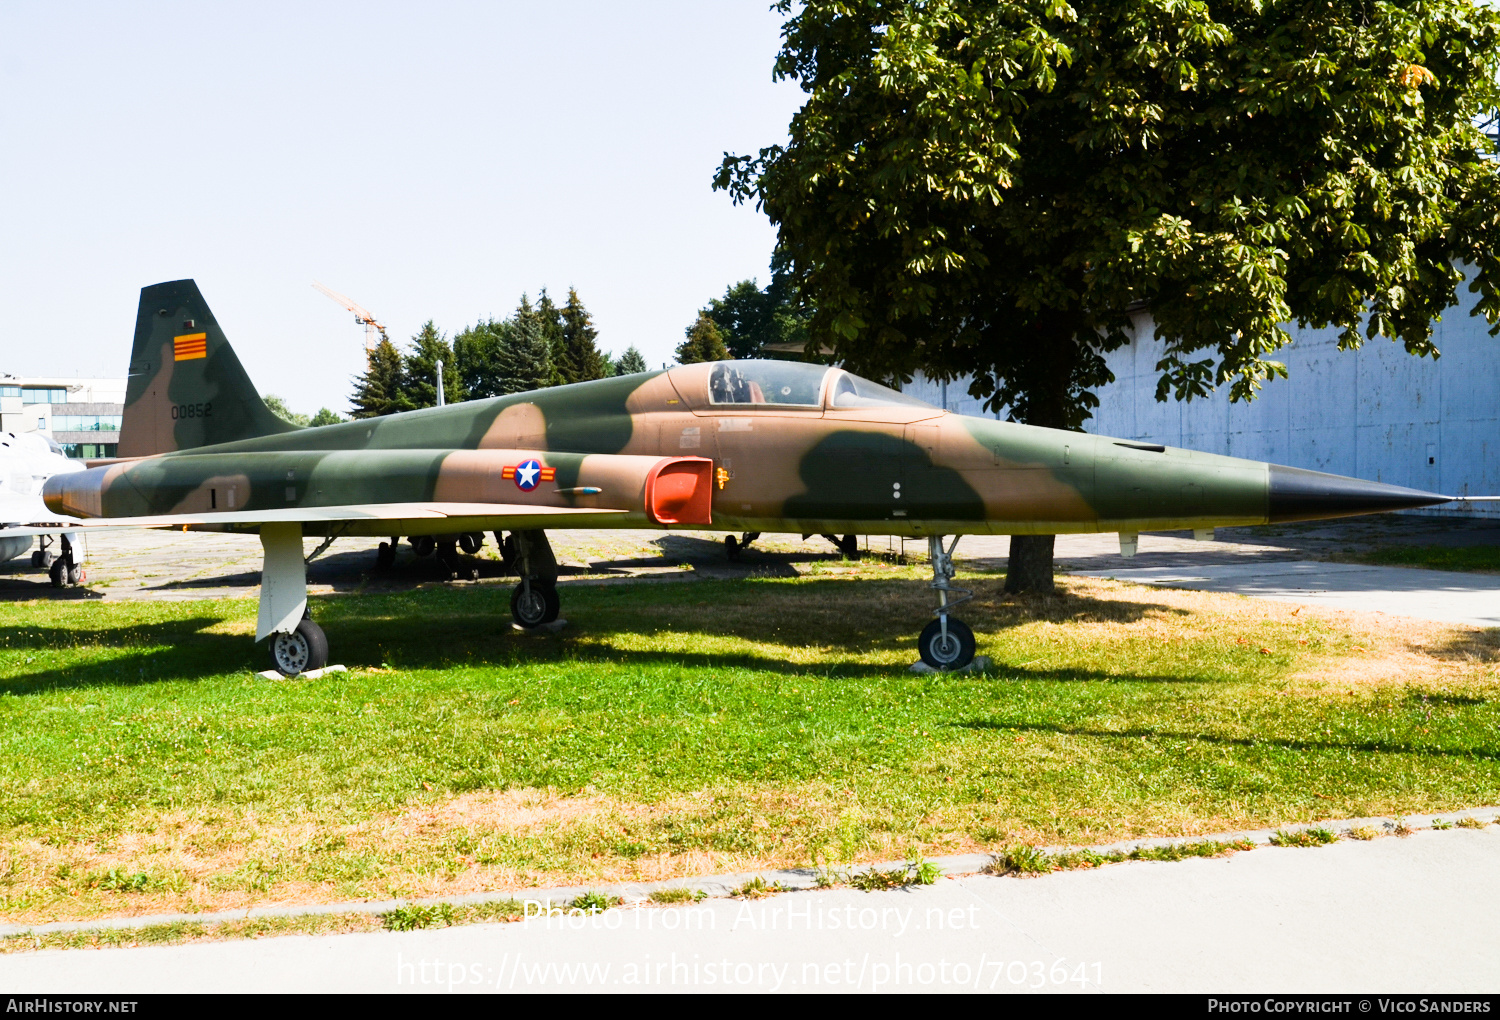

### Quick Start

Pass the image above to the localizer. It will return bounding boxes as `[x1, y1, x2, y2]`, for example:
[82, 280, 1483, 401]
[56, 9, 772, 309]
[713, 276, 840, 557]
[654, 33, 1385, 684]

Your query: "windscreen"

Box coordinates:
[708, 361, 828, 406]
[827, 372, 938, 410]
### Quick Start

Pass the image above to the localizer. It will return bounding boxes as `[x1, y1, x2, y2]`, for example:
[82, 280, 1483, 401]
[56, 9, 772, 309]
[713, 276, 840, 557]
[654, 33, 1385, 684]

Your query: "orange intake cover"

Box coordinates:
[645, 457, 713, 525]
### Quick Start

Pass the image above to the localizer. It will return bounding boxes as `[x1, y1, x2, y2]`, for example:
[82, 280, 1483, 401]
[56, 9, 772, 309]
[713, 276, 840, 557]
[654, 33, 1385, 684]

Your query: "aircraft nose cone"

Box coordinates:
[1268, 464, 1452, 523]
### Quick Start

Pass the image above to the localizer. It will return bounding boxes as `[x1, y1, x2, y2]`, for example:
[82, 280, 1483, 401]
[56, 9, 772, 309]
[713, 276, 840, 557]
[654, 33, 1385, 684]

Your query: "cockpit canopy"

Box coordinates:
[682, 361, 935, 411]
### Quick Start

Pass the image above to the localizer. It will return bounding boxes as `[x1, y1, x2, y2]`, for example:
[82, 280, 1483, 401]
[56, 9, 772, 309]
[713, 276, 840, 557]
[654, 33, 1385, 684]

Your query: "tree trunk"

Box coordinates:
[1004, 534, 1056, 594]
[1003, 310, 1082, 593]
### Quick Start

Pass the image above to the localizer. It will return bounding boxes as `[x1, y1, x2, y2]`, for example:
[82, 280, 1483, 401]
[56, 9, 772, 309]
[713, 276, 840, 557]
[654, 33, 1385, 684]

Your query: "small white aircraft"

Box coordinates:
[0, 431, 88, 585]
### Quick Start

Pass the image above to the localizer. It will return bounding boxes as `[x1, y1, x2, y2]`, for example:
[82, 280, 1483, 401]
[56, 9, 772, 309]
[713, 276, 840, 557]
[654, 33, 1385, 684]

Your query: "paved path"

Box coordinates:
[4, 827, 1498, 993]
[1073, 561, 1500, 629]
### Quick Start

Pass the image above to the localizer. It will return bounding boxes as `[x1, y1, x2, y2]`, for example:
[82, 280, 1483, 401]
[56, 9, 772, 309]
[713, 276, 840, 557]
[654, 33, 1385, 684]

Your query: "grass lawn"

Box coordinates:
[1360, 545, 1500, 574]
[1, 559, 1497, 924]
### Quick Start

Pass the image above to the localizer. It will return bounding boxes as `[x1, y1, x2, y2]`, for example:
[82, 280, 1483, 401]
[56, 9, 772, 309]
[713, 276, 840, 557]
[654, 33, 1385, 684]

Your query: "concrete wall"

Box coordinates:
[902, 292, 1500, 516]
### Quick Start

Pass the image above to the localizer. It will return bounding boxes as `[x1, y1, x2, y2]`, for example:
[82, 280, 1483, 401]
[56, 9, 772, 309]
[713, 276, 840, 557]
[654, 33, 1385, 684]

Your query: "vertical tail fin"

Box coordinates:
[118, 280, 299, 457]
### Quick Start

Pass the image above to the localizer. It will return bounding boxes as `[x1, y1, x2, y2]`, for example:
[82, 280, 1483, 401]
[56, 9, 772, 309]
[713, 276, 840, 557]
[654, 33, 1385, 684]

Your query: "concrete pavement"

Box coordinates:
[1072, 560, 1500, 628]
[3, 825, 1498, 993]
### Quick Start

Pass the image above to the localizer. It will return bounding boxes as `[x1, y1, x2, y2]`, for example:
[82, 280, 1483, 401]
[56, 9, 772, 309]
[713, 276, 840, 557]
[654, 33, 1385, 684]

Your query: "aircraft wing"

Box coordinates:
[46, 502, 629, 530]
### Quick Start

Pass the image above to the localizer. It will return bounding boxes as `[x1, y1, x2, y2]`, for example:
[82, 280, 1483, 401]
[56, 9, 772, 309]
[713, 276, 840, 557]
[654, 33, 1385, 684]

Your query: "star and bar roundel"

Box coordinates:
[502, 459, 555, 492]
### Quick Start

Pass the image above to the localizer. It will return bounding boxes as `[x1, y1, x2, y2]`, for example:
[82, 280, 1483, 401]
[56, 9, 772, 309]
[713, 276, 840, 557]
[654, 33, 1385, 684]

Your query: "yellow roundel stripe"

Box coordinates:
[174, 333, 208, 360]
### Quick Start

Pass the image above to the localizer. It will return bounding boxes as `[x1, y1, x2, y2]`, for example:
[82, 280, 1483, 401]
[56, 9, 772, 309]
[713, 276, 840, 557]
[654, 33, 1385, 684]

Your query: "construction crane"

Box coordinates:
[312, 281, 389, 353]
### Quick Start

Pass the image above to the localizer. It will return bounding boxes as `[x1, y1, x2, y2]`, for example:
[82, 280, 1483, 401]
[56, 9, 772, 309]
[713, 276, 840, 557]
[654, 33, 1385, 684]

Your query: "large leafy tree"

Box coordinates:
[702, 273, 810, 359]
[718, 0, 1500, 590]
[262, 394, 309, 427]
[453, 319, 514, 399]
[349, 337, 406, 419]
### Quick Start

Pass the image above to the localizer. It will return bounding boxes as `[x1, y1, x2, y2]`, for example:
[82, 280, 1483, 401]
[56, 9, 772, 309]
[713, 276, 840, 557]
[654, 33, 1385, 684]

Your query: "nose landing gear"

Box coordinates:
[918, 536, 975, 671]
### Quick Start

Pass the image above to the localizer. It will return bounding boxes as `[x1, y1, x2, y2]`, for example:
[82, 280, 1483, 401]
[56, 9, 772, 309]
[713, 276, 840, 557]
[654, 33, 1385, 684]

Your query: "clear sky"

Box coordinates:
[0, 2, 802, 414]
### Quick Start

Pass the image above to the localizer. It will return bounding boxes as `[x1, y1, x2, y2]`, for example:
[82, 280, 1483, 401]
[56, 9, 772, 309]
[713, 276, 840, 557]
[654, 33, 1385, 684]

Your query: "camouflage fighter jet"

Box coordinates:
[44, 280, 1456, 675]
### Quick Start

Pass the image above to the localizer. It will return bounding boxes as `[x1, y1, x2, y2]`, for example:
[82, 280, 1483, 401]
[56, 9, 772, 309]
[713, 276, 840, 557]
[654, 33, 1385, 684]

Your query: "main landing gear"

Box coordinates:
[918, 536, 975, 671]
[45, 534, 84, 588]
[374, 533, 484, 581]
[259, 522, 329, 677]
[509, 529, 561, 629]
[724, 532, 760, 561]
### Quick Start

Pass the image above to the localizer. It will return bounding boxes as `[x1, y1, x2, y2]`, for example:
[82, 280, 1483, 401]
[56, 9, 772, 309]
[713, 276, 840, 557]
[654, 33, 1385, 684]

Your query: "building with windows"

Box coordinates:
[0, 375, 126, 459]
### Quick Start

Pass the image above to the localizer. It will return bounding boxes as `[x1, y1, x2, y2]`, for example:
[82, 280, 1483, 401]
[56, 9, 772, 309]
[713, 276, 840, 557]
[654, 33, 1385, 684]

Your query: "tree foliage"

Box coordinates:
[399, 321, 465, 410]
[308, 408, 344, 427]
[452, 319, 514, 401]
[350, 337, 406, 419]
[612, 345, 649, 375]
[559, 288, 610, 383]
[262, 394, 309, 428]
[498, 295, 557, 394]
[676, 312, 731, 364]
[701, 273, 811, 360]
[717, 0, 1500, 430]
[354, 286, 608, 414]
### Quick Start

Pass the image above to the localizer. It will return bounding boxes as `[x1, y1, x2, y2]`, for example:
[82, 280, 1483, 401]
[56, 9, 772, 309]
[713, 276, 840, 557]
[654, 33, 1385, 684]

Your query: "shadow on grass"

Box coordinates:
[0, 576, 1212, 692]
[1418, 627, 1500, 664]
[0, 617, 254, 695]
[956, 719, 1500, 763]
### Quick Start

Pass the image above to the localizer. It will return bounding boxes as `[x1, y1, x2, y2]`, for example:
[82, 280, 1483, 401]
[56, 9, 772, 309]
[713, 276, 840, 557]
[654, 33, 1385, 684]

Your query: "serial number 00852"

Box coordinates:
[170, 402, 213, 420]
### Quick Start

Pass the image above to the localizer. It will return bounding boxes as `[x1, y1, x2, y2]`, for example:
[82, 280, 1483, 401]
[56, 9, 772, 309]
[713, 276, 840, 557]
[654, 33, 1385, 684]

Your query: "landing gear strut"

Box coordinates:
[918, 536, 975, 671]
[509, 530, 560, 628]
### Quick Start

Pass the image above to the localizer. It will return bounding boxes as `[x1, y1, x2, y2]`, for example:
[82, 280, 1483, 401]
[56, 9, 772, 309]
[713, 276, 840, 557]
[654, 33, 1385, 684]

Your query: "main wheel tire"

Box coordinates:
[48, 560, 66, 588]
[725, 535, 740, 561]
[375, 541, 397, 570]
[269, 618, 329, 676]
[510, 583, 560, 628]
[66, 564, 84, 585]
[918, 617, 976, 671]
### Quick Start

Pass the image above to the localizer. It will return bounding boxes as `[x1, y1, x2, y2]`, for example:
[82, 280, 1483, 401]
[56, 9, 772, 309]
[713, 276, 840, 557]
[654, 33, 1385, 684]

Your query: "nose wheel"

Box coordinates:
[919, 536, 976, 671]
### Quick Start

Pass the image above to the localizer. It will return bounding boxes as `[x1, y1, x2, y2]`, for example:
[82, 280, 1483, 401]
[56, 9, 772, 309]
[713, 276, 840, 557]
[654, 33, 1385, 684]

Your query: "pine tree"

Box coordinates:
[676, 312, 729, 364]
[496, 295, 555, 395]
[398, 321, 464, 410]
[612, 346, 648, 376]
[350, 337, 405, 418]
[534, 288, 567, 386]
[559, 288, 608, 383]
